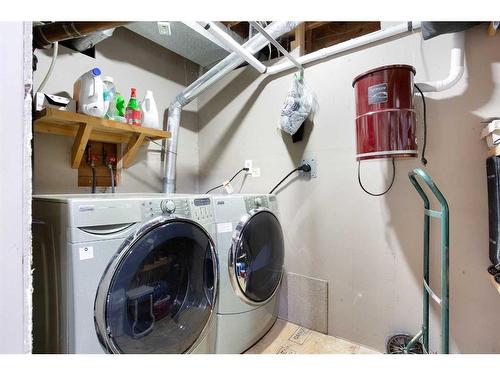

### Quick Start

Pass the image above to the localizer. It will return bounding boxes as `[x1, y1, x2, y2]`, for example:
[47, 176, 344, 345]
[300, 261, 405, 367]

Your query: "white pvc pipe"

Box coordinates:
[198, 21, 267, 74]
[249, 21, 303, 71]
[415, 32, 465, 92]
[266, 22, 422, 75]
[264, 22, 465, 94]
[182, 21, 233, 52]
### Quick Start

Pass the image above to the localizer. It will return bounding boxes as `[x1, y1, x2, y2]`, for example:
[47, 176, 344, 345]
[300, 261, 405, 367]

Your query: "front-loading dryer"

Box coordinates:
[211, 194, 284, 353]
[32, 193, 218, 354]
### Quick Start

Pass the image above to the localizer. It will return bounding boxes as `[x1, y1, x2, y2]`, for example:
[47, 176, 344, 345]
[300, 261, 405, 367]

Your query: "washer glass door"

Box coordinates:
[232, 210, 284, 303]
[96, 219, 217, 354]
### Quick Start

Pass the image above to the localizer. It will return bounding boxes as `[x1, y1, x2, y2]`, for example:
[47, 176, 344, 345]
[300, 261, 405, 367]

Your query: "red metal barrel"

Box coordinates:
[352, 64, 417, 161]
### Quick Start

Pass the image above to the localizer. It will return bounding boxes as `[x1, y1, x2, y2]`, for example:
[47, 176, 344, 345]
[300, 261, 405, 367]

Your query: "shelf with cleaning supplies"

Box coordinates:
[34, 108, 171, 169]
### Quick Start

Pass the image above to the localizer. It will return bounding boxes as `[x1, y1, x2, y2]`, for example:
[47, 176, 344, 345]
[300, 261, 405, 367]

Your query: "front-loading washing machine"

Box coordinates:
[211, 194, 284, 353]
[32, 193, 218, 354]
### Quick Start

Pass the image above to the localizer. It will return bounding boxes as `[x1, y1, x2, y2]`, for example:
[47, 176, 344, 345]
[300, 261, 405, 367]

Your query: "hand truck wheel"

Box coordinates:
[386, 334, 424, 354]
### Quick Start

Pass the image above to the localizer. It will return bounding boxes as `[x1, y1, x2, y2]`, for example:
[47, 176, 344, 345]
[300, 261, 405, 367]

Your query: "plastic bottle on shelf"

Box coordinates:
[102, 76, 116, 119]
[113, 92, 126, 123]
[73, 67, 105, 117]
[125, 88, 141, 126]
[140, 90, 160, 129]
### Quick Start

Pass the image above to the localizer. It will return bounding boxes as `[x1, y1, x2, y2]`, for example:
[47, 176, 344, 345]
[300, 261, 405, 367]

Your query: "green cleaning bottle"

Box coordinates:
[115, 92, 126, 119]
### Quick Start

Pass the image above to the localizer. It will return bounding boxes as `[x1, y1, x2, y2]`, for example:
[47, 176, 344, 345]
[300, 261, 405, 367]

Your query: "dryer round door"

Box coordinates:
[229, 208, 284, 305]
[94, 217, 218, 354]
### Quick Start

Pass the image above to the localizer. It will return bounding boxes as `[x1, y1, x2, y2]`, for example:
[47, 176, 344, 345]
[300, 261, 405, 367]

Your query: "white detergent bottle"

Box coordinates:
[73, 68, 105, 117]
[140, 90, 160, 129]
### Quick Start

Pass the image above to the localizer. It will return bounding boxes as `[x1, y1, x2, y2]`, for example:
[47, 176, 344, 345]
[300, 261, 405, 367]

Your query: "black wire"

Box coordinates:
[414, 84, 428, 166]
[108, 164, 115, 193]
[269, 167, 301, 195]
[205, 167, 249, 194]
[205, 184, 224, 194]
[91, 166, 96, 194]
[357, 158, 396, 197]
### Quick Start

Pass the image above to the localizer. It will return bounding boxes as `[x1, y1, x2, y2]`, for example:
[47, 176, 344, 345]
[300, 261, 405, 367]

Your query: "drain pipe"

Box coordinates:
[163, 21, 300, 193]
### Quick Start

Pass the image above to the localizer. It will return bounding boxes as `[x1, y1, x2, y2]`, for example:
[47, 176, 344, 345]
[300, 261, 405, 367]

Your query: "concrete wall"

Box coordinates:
[33, 27, 200, 194]
[197, 24, 500, 353]
[0, 22, 32, 353]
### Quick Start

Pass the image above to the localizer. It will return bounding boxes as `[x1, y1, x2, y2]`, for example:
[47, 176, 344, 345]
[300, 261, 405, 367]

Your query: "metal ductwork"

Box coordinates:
[163, 21, 300, 193]
[33, 22, 129, 48]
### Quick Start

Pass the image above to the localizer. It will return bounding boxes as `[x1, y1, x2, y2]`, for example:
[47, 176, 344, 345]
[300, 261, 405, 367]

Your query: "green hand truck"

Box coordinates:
[387, 168, 450, 354]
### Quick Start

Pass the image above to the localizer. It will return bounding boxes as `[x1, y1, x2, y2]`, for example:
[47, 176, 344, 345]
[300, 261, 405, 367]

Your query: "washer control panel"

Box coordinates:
[140, 197, 213, 222]
[141, 199, 191, 220]
[192, 198, 213, 222]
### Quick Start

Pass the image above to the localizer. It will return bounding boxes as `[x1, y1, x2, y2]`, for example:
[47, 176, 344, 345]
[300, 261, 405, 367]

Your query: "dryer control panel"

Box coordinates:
[244, 195, 278, 214]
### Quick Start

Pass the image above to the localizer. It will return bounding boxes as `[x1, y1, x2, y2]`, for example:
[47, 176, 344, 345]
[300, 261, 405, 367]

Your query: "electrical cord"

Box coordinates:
[36, 41, 59, 93]
[269, 163, 311, 195]
[414, 84, 428, 165]
[146, 137, 177, 155]
[108, 164, 115, 193]
[357, 158, 395, 197]
[91, 164, 97, 194]
[205, 167, 250, 194]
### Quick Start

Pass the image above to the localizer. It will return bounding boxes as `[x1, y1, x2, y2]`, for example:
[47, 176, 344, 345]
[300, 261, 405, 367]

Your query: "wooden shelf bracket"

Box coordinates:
[122, 133, 146, 168]
[71, 122, 93, 168]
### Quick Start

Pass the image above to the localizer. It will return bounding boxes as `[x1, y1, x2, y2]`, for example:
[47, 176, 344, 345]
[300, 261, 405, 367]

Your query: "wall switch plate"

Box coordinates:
[300, 158, 317, 178]
[251, 167, 261, 177]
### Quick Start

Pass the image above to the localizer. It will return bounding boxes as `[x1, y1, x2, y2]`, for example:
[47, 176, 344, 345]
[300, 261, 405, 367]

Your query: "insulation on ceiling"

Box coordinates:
[126, 22, 231, 67]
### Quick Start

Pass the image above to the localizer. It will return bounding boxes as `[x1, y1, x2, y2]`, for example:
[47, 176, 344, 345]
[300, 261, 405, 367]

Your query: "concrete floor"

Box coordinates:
[245, 319, 380, 354]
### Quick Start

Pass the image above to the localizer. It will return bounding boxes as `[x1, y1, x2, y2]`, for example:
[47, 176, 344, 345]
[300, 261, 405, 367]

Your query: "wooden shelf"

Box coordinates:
[490, 274, 500, 295]
[34, 108, 171, 169]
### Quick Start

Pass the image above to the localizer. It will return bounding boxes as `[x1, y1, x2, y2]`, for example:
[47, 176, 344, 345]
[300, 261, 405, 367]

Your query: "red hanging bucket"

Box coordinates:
[352, 64, 417, 161]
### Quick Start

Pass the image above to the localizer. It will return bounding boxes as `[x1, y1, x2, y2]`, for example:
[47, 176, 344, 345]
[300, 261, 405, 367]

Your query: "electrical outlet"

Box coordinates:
[245, 160, 253, 173]
[300, 158, 317, 178]
[252, 167, 261, 177]
[157, 22, 172, 36]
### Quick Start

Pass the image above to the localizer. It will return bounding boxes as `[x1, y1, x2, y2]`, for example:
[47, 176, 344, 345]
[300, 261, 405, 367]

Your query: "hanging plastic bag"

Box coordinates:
[279, 72, 313, 135]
